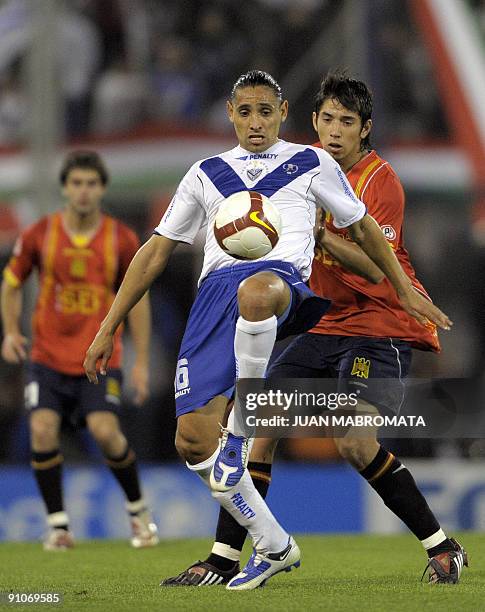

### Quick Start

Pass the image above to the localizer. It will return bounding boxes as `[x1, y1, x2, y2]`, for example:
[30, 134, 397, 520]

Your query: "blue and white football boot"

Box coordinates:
[226, 537, 301, 590]
[210, 426, 249, 492]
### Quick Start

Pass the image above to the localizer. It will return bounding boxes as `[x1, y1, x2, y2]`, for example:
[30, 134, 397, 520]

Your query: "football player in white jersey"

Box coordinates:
[84, 70, 451, 590]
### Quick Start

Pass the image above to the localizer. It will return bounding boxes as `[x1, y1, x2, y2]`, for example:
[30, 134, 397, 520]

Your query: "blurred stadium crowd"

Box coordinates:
[0, 0, 484, 465]
[0, 0, 483, 145]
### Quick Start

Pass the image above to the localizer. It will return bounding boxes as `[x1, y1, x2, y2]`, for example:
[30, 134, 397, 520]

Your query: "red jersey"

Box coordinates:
[3, 212, 140, 374]
[311, 149, 439, 352]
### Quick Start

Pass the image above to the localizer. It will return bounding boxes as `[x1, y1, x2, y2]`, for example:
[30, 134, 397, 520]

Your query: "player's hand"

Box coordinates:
[314, 208, 325, 247]
[83, 329, 114, 383]
[130, 362, 149, 406]
[1, 332, 28, 363]
[398, 287, 452, 330]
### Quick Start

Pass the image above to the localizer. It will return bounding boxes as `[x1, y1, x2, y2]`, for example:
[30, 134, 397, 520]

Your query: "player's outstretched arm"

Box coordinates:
[127, 291, 151, 406]
[349, 214, 452, 330]
[1, 279, 28, 363]
[316, 221, 384, 284]
[84, 234, 178, 383]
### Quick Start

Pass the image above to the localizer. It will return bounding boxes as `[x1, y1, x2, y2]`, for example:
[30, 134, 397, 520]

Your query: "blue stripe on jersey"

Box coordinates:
[254, 149, 319, 197]
[200, 157, 246, 198]
[200, 148, 320, 199]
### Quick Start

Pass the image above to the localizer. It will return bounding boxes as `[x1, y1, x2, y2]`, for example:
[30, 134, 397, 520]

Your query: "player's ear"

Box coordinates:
[226, 100, 234, 124]
[312, 111, 318, 133]
[361, 119, 372, 140]
[280, 99, 288, 123]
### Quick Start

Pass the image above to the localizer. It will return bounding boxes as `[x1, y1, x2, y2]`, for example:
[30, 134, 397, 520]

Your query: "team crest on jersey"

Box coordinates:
[351, 357, 370, 379]
[381, 225, 396, 241]
[283, 163, 298, 175]
[70, 258, 86, 278]
[245, 160, 268, 181]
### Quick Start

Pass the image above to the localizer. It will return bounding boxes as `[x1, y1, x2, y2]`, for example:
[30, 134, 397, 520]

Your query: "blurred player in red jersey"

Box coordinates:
[162, 73, 467, 586]
[1, 151, 158, 550]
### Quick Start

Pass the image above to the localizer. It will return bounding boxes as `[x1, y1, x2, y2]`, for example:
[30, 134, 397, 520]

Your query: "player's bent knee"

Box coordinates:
[89, 423, 121, 449]
[30, 414, 59, 449]
[335, 437, 379, 470]
[238, 272, 288, 319]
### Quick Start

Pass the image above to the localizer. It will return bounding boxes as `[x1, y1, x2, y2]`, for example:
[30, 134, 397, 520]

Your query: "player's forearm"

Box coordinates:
[1, 281, 23, 335]
[320, 231, 384, 284]
[100, 235, 176, 336]
[349, 214, 412, 297]
[127, 291, 151, 366]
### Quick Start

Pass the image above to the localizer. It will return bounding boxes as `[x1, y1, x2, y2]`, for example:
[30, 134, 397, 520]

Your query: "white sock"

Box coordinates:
[421, 528, 447, 550]
[234, 315, 277, 379]
[233, 315, 277, 436]
[125, 499, 147, 515]
[211, 541, 241, 562]
[47, 511, 69, 528]
[186, 447, 220, 486]
[212, 469, 288, 554]
[187, 450, 288, 554]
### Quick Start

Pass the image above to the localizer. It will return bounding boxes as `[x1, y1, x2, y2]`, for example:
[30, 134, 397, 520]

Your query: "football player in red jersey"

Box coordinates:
[162, 72, 467, 586]
[1, 151, 158, 550]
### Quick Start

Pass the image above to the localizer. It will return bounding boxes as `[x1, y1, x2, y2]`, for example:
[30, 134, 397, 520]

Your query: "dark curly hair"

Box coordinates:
[314, 71, 373, 149]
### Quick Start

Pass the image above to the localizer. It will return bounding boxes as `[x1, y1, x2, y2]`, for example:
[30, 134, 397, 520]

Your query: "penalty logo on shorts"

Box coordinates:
[351, 357, 370, 379]
[174, 358, 191, 398]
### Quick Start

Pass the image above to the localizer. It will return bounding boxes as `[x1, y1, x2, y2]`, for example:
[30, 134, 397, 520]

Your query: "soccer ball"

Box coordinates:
[213, 191, 282, 260]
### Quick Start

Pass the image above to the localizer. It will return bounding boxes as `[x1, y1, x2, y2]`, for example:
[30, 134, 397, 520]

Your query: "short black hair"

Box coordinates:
[230, 70, 282, 101]
[60, 150, 109, 185]
[314, 71, 373, 149]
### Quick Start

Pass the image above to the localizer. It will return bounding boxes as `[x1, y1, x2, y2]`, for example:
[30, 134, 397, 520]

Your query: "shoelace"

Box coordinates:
[420, 550, 462, 582]
[420, 559, 433, 582]
[218, 423, 229, 447]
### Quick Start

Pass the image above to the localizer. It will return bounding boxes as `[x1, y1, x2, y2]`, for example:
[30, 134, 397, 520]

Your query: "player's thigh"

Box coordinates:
[25, 363, 64, 447]
[77, 369, 123, 423]
[29, 408, 62, 448]
[263, 335, 332, 462]
[268, 333, 332, 378]
[175, 395, 229, 462]
[85, 410, 123, 443]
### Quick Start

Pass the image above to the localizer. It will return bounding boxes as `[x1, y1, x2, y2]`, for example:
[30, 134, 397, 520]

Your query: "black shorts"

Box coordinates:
[25, 362, 123, 426]
[268, 333, 412, 415]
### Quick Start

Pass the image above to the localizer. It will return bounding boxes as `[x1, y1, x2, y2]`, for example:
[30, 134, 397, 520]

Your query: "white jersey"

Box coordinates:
[154, 139, 366, 283]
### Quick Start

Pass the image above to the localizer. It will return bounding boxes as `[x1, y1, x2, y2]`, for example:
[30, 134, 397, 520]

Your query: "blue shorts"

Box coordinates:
[268, 333, 412, 415]
[25, 362, 123, 427]
[174, 260, 330, 417]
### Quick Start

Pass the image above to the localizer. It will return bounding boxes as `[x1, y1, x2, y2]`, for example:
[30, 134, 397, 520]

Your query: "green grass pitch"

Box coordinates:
[0, 534, 483, 611]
